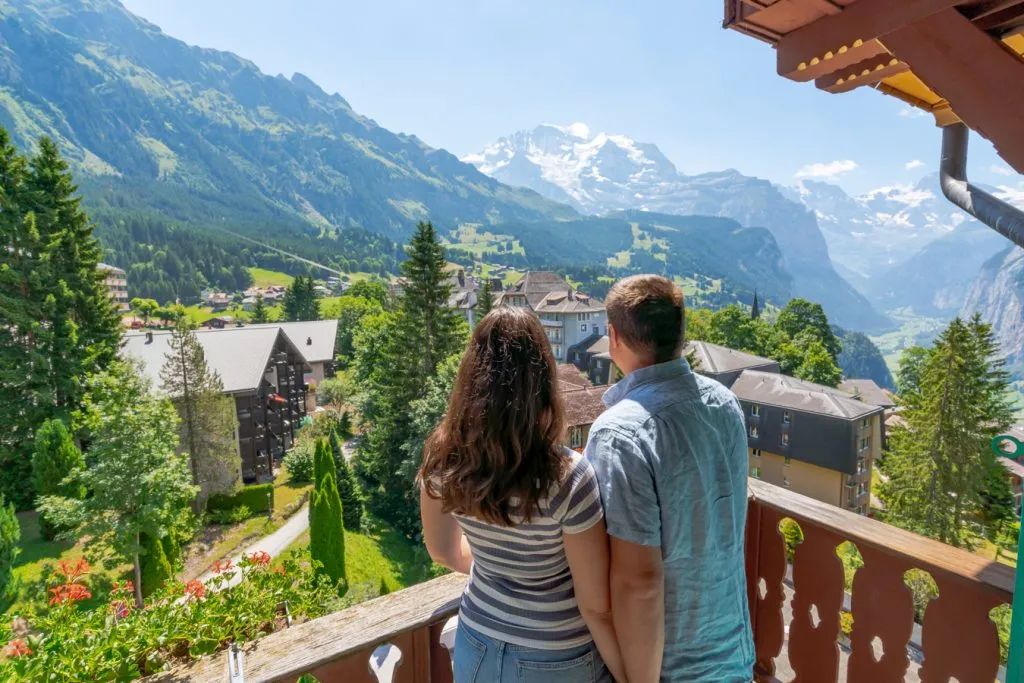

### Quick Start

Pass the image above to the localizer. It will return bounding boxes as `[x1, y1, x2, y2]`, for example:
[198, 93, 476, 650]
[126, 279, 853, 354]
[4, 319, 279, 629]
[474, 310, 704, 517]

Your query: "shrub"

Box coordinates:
[779, 518, 803, 563]
[283, 442, 315, 483]
[140, 533, 173, 598]
[31, 419, 86, 541]
[208, 484, 273, 515]
[309, 470, 346, 590]
[209, 505, 253, 525]
[0, 495, 19, 600]
[335, 457, 363, 532]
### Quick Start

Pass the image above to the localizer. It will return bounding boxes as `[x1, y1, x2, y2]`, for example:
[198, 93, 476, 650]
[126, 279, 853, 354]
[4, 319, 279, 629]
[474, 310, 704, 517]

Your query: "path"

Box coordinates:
[197, 503, 309, 591]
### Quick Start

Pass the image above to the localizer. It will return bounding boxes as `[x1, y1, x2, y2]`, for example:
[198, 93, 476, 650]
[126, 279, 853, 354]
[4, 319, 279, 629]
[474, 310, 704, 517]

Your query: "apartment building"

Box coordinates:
[731, 370, 884, 515]
[97, 263, 129, 312]
[499, 271, 607, 362]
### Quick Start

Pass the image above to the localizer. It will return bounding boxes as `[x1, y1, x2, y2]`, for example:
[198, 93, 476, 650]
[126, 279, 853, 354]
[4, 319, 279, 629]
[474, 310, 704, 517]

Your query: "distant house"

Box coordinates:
[201, 316, 234, 329]
[685, 340, 781, 388]
[568, 335, 614, 386]
[247, 320, 338, 408]
[731, 370, 884, 515]
[97, 263, 129, 312]
[123, 327, 311, 484]
[556, 363, 593, 392]
[563, 384, 608, 451]
[206, 292, 232, 311]
[499, 271, 607, 363]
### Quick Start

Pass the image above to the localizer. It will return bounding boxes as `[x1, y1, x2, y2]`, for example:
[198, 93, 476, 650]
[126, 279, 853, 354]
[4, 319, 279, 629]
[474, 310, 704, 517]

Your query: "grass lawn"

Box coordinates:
[248, 267, 294, 288]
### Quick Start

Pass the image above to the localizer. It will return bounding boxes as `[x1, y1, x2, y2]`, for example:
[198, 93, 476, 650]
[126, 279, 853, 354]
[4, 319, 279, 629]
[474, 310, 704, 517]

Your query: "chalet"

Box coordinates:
[201, 316, 235, 329]
[562, 384, 608, 451]
[248, 320, 338, 410]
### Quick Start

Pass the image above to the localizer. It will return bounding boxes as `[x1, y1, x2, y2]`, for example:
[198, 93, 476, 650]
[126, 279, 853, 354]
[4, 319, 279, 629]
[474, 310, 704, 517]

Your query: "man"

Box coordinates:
[585, 275, 753, 682]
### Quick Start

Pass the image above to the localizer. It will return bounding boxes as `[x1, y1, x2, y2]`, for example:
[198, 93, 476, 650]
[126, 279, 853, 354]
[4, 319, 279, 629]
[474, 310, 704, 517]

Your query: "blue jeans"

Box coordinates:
[453, 622, 609, 683]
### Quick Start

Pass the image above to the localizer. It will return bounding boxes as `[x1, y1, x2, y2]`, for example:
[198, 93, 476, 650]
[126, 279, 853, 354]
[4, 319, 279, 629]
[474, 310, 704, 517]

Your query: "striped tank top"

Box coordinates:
[454, 449, 604, 649]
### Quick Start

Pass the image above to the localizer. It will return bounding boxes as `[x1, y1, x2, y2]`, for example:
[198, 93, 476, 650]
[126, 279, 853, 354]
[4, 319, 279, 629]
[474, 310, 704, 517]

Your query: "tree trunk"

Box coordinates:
[133, 544, 144, 608]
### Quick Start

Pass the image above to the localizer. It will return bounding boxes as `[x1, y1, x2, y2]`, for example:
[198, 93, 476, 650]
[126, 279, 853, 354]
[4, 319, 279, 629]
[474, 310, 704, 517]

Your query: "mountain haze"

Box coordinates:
[466, 124, 890, 332]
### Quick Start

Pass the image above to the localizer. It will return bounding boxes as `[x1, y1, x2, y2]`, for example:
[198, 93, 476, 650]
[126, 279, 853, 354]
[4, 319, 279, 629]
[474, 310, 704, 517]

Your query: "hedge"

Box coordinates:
[207, 484, 274, 514]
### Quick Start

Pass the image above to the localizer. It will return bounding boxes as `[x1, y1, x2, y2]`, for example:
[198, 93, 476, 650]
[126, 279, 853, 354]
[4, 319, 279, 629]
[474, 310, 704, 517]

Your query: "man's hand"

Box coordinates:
[610, 536, 665, 683]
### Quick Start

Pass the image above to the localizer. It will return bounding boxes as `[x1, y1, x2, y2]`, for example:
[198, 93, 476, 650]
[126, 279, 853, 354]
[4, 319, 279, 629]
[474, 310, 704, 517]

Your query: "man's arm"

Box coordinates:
[610, 536, 664, 683]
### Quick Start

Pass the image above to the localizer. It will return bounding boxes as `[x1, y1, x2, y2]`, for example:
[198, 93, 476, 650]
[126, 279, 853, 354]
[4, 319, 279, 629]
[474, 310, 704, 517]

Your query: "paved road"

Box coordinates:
[197, 503, 309, 591]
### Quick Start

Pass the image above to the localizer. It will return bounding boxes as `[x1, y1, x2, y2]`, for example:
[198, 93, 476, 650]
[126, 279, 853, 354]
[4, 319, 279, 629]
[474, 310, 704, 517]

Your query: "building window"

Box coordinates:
[569, 426, 584, 449]
[750, 425, 759, 439]
[751, 466, 761, 478]
[750, 404, 760, 418]
[857, 456, 866, 474]
[752, 448, 761, 458]
[781, 432, 790, 446]
[784, 456, 791, 467]
[859, 437, 869, 451]
[862, 417, 869, 428]
[581, 323, 588, 332]
[783, 410, 792, 424]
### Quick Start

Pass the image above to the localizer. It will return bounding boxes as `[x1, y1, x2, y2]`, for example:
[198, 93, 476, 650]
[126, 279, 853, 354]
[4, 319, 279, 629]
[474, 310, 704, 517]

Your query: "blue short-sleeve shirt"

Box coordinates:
[585, 358, 754, 682]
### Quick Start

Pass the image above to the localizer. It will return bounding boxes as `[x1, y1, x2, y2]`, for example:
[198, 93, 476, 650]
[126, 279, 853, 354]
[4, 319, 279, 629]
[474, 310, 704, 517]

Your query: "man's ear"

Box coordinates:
[608, 323, 619, 348]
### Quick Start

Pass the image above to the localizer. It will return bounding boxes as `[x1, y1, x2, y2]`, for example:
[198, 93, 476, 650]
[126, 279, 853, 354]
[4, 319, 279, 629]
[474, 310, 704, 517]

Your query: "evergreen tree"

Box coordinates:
[251, 292, 270, 323]
[474, 279, 494, 323]
[776, 298, 841, 361]
[330, 429, 363, 531]
[31, 419, 86, 540]
[751, 289, 761, 320]
[283, 276, 320, 321]
[880, 317, 1013, 547]
[38, 360, 197, 607]
[333, 295, 383, 365]
[160, 317, 240, 508]
[896, 346, 930, 397]
[337, 410, 354, 439]
[313, 438, 333, 492]
[139, 532, 173, 598]
[0, 494, 19, 600]
[309, 469, 346, 588]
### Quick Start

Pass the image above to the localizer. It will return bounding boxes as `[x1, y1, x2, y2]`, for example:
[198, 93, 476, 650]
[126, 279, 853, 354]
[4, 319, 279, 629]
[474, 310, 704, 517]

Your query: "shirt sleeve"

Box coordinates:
[585, 425, 661, 547]
[560, 455, 605, 534]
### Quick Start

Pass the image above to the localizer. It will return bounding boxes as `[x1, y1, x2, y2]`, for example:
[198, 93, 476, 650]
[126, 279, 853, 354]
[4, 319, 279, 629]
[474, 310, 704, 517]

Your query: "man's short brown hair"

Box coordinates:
[605, 274, 685, 363]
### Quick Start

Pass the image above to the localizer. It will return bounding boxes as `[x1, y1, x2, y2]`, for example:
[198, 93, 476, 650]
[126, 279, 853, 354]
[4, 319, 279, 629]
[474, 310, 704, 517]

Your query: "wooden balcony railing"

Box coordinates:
[150, 479, 1014, 683]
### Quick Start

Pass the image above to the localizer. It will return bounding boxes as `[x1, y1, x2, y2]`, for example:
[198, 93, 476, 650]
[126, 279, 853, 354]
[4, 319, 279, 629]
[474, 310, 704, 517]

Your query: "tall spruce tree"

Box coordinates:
[283, 276, 320, 321]
[330, 429, 363, 531]
[32, 419, 86, 540]
[251, 292, 270, 323]
[309, 463, 346, 589]
[160, 317, 240, 508]
[474, 279, 494, 323]
[880, 316, 1013, 547]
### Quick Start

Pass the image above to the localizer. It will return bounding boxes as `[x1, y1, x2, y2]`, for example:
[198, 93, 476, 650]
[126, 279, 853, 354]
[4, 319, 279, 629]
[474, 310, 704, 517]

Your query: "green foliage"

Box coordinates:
[0, 495, 19, 600]
[207, 484, 274, 515]
[839, 611, 854, 637]
[317, 377, 348, 412]
[31, 419, 86, 541]
[835, 327, 895, 390]
[342, 280, 391, 308]
[904, 569, 939, 623]
[332, 296, 383, 365]
[160, 317, 240, 507]
[980, 452, 1016, 545]
[779, 518, 803, 564]
[309, 463, 346, 589]
[776, 299, 842, 361]
[313, 439, 334, 494]
[251, 293, 270, 324]
[208, 505, 253, 525]
[880, 316, 1014, 547]
[474, 279, 493, 321]
[139, 532, 172, 598]
[337, 410, 354, 440]
[330, 430, 364, 531]
[0, 131, 121, 510]
[283, 276, 321, 322]
[283, 441, 315, 483]
[378, 576, 391, 596]
[0, 549, 350, 680]
[896, 345, 930, 397]
[130, 298, 159, 324]
[38, 359, 197, 606]
[795, 338, 843, 387]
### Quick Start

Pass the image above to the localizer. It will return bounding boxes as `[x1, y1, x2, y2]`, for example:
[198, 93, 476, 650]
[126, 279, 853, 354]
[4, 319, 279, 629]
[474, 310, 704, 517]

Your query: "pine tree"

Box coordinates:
[31, 419, 86, 540]
[283, 276, 320, 321]
[309, 469, 346, 588]
[474, 279, 493, 323]
[0, 493, 19, 600]
[251, 292, 270, 323]
[880, 317, 1012, 547]
[139, 531, 173, 598]
[330, 429, 363, 531]
[160, 317, 240, 509]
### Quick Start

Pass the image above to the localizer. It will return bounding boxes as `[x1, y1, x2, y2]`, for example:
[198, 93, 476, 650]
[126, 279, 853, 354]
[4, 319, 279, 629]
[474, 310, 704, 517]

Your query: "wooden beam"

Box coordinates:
[815, 54, 909, 93]
[885, 7, 1024, 173]
[777, 0, 965, 80]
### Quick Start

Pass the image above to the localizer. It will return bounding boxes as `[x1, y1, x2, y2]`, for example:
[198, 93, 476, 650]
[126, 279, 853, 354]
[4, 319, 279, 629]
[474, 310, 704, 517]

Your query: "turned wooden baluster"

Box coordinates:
[847, 545, 914, 682]
[919, 575, 1006, 683]
[748, 502, 788, 680]
[788, 520, 845, 683]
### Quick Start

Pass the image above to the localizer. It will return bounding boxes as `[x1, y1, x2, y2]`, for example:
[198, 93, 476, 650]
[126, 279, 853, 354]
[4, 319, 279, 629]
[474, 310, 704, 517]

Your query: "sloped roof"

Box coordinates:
[247, 320, 337, 363]
[686, 341, 780, 375]
[557, 364, 593, 389]
[535, 290, 605, 314]
[123, 327, 306, 395]
[838, 379, 896, 409]
[731, 370, 883, 420]
[1000, 457, 1024, 480]
[504, 271, 574, 308]
[563, 385, 609, 428]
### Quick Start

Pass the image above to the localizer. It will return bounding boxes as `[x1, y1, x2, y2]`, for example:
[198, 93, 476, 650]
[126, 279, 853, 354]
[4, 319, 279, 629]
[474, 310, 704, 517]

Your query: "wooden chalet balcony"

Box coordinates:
[151, 480, 1013, 683]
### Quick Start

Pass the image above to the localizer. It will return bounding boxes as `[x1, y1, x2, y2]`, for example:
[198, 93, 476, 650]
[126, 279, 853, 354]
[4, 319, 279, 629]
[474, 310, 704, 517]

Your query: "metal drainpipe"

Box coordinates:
[940, 122, 1024, 250]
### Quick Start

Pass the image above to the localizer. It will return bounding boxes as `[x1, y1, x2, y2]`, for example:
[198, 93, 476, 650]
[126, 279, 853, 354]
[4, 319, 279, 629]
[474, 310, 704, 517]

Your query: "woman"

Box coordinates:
[418, 307, 626, 683]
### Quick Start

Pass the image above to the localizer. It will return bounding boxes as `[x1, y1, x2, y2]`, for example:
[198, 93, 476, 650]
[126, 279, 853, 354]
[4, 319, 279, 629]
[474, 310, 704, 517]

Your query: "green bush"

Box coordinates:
[779, 518, 803, 563]
[209, 505, 253, 525]
[31, 419, 86, 541]
[283, 441, 315, 483]
[0, 494, 19, 600]
[309, 468, 346, 590]
[140, 533, 173, 598]
[208, 484, 273, 514]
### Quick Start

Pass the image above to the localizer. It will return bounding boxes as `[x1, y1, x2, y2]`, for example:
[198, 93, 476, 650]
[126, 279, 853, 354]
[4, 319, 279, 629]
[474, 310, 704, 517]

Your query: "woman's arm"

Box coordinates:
[564, 519, 628, 683]
[420, 483, 473, 574]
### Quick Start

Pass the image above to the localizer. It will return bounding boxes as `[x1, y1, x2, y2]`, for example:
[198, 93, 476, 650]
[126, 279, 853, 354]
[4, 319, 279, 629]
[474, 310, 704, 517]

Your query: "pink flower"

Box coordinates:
[3, 639, 32, 658]
[110, 600, 130, 620]
[246, 551, 271, 568]
[184, 579, 206, 600]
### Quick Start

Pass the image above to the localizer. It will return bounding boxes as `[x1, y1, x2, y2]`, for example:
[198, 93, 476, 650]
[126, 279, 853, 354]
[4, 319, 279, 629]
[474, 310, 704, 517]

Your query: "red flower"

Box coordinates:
[48, 582, 92, 606]
[212, 558, 235, 574]
[273, 565, 287, 576]
[184, 579, 206, 600]
[246, 551, 272, 568]
[3, 639, 31, 658]
[110, 600, 130, 620]
[124, 580, 135, 595]
[56, 558, 91, 582]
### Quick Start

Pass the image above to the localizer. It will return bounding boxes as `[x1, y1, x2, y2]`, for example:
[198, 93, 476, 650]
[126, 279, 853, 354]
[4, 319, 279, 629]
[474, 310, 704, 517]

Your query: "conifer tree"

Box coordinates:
[474, 279, 493, 323]
[330, 429, 363, 531]
[0, 493, 19, 600]
[251, 292, 270, 323]
[309, 468, 346, 588]
[160, 317, 240, 508]
[283, 276, 320, 321]
[31, 419, 86, 540]
[139, 532, 173, 598]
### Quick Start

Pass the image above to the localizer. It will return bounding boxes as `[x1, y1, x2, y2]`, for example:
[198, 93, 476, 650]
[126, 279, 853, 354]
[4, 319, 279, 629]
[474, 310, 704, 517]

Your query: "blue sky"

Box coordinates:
[123, 0, 1016, 196]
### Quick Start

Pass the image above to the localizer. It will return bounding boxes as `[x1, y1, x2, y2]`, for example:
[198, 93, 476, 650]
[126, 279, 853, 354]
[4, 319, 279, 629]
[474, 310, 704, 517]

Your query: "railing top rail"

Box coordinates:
[748, 477, 1015, 598]
[147, 572, 465, 683]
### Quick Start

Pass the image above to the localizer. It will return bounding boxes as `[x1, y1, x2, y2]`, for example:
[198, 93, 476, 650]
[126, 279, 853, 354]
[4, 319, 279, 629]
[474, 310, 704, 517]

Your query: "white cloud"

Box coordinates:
[899, 107, 926, 118]
[905, 160, 925, 170]
[795, 159, 858, 179]
[995, 184, 1024, 209]
[991, 164, 1016, 177]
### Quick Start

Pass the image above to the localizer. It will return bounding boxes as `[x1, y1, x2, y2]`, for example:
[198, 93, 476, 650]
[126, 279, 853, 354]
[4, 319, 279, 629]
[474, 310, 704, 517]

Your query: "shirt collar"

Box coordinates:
[603, 358, 693, 407]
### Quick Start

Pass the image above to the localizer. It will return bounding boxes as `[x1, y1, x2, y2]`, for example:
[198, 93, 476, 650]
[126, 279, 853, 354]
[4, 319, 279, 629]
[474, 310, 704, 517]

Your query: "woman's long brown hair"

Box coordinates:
[418, 306, 567, 526]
